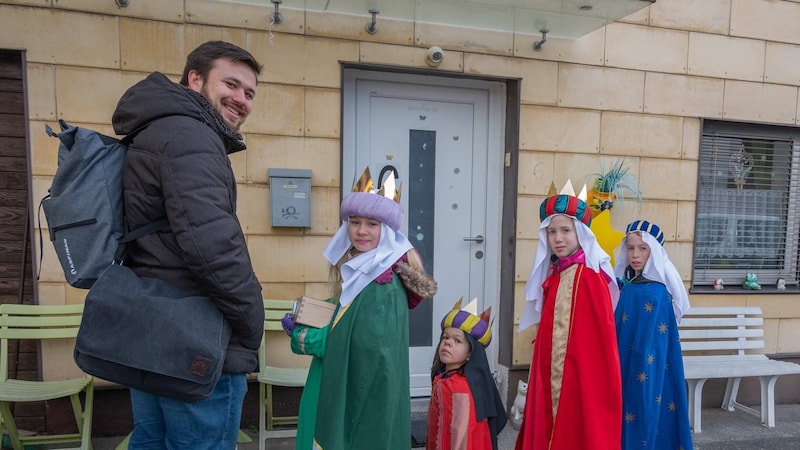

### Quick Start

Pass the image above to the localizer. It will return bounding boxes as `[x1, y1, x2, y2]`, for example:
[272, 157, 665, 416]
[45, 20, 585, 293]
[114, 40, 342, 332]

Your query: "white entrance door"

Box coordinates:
[343, 70, 505, 397]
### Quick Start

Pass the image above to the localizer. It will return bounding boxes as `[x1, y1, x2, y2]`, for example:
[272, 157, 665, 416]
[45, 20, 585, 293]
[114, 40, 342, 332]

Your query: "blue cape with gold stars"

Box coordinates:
[615, 278, 694, 450]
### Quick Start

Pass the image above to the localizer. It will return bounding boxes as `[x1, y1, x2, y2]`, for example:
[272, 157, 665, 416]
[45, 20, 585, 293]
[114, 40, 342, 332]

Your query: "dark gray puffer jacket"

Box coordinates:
[112, 72, 264, 374]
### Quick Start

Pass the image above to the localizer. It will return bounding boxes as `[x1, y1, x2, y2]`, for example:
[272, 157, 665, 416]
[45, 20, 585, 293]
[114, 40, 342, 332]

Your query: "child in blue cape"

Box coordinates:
[614, 220, 693, 450]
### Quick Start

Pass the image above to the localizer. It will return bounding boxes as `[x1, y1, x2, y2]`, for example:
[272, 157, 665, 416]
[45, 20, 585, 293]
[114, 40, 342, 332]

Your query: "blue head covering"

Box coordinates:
[625, 219, 664, 245]
[615, 220, 690, 321]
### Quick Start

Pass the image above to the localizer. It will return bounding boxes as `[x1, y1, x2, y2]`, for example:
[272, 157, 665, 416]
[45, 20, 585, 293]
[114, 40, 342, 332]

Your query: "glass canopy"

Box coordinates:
[237, 0, 656, 39]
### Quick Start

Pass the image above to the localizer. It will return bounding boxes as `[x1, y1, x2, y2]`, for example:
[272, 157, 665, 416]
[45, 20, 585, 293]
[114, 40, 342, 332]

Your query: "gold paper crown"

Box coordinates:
[352, 166, 401, 203]
[342, 167, 405, 230]
[547, 179, 587, 201]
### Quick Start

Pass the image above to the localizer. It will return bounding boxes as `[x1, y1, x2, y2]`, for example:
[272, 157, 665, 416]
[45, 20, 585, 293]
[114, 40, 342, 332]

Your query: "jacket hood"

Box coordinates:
[112, 72, 246, 154]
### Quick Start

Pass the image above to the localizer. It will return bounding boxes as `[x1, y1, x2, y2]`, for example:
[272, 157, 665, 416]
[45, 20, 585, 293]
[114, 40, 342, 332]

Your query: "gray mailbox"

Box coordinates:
[268, 168, 312, 228]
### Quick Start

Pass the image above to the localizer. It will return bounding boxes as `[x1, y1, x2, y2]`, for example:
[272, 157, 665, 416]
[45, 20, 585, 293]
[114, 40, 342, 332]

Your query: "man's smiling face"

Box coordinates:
[187, 57, 257, 130]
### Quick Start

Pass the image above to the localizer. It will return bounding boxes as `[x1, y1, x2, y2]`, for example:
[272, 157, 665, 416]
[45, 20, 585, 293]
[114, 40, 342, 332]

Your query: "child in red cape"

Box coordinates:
[515, 191, 622, 450]
[427, 298, 507, 450]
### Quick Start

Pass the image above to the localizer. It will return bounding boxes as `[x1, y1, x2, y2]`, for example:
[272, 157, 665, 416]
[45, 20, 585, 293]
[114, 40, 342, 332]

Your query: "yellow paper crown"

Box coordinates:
[352, 166, 401, 203]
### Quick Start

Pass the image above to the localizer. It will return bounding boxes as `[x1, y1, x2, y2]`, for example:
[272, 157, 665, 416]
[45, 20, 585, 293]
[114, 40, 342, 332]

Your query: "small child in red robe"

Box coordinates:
[427, 298, 507, 450]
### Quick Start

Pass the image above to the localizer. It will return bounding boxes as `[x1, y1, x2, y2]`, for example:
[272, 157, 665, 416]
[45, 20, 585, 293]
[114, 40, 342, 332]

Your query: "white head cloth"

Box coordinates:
[519, 215, 619, 332]
[323, 220, 413, 308]
[613, 231, 691, 322]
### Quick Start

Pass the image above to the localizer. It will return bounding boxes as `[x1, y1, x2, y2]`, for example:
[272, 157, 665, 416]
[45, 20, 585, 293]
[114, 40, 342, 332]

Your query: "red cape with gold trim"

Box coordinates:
[515, 263, 622, 450]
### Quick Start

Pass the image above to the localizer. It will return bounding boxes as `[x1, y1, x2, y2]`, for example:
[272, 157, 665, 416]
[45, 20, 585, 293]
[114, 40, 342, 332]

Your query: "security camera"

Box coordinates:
[426, 46, 444, 67]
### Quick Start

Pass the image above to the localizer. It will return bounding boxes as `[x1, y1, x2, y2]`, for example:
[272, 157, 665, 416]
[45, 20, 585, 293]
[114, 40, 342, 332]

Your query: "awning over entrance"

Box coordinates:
[242, 0, 656, 40]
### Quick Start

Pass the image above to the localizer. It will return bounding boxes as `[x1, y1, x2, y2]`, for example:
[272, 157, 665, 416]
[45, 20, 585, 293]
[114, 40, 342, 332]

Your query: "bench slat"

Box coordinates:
[680, 341, 764, 351]
[679, 329, 763, 339]
[682, 306, 762, 316]
[679, 317, 763, 327]
[683, 354, 768, 363]
[683, 360, 800, 378]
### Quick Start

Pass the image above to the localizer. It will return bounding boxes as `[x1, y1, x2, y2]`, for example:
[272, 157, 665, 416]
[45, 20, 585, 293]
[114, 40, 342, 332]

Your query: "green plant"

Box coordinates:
[587, 158, 642, 211]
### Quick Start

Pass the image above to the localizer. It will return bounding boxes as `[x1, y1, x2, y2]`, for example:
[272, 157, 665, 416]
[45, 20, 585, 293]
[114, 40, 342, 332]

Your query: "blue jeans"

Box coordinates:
[128, 373, 247, 450]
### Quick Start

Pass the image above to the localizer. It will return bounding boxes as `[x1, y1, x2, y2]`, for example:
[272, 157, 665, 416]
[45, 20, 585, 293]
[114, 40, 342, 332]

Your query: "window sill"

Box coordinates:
[689, 285, 800, 295]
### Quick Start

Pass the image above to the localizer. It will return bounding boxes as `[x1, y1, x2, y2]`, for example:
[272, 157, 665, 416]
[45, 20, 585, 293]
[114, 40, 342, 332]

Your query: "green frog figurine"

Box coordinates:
[743, 273, 761, 290]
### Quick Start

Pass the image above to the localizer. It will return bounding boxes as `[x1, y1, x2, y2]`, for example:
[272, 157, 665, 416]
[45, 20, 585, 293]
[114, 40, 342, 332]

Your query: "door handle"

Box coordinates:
[463, 235, 484, 244]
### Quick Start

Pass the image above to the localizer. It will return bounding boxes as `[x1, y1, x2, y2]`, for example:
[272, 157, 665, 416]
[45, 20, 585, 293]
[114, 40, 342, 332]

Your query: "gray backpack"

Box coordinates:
[40, 120, 165, 288]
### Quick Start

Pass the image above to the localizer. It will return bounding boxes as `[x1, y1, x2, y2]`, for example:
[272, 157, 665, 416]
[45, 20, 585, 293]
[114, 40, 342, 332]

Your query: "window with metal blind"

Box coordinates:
[693, 120, 800, 290]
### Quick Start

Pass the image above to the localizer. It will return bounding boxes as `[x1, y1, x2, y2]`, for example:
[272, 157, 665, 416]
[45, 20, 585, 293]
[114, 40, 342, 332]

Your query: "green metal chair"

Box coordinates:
[0, 303, 93, 450]
[258, 299, 309, 450]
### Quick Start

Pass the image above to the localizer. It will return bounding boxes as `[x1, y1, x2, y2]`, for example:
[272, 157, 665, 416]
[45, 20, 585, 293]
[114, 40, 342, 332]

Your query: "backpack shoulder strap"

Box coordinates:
[114, 218, 170, 263]
[119, 124, 149, 145]
[121, 219, 170, 243]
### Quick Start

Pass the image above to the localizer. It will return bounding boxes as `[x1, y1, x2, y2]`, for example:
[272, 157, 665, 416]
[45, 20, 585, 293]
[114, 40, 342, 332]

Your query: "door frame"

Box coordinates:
[339, 63, 521, 387]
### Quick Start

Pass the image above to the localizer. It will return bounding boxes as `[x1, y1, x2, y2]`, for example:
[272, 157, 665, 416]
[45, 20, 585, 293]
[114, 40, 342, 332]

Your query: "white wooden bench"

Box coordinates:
[679, 306, 800, 433]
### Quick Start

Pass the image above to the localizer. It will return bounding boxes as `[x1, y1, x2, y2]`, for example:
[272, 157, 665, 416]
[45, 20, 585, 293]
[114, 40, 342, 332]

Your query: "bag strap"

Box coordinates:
[114, 218, 170, 264]
[121, 219, 170, 243]
[113, 123, 162, 264]
[36, 196, 48, 282]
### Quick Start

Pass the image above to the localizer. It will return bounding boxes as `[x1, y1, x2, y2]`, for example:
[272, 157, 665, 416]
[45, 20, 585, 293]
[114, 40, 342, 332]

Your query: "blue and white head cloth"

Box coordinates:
[625, 219, 664, 244]
[614, 219, 691, 322]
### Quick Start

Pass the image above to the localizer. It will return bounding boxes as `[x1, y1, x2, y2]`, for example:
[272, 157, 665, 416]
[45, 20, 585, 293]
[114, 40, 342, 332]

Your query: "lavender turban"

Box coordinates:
[340, 192, 404, 231]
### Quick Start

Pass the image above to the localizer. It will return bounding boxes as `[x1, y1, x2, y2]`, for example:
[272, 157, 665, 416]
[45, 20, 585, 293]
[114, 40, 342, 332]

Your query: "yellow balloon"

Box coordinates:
[589, 210, 625, 267]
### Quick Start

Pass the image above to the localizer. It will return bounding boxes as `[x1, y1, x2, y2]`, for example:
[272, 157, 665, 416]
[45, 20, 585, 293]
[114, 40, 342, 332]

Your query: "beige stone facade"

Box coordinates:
[3, 0, 800, 400]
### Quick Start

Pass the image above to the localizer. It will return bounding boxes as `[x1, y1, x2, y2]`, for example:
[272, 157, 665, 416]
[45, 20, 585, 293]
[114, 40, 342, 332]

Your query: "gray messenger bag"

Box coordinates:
[74, 263, 231, 402]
